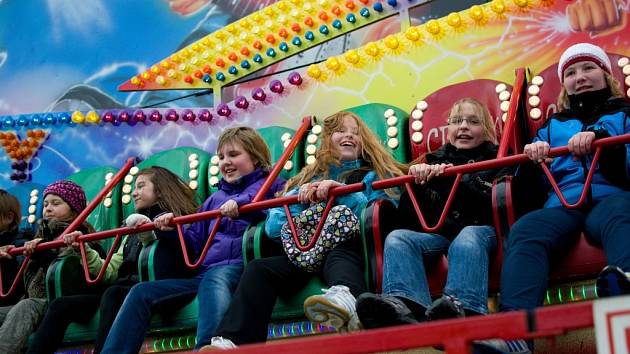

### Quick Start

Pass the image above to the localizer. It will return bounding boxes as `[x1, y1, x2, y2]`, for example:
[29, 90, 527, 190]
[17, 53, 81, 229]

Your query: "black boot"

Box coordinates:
[425, 294, 465, 321]
[596, 265, 630, 298]
[356, 293, 419, 329]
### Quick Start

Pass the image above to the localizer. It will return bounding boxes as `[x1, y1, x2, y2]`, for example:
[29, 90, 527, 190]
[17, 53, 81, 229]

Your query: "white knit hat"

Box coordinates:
[557, 43, 611, 82]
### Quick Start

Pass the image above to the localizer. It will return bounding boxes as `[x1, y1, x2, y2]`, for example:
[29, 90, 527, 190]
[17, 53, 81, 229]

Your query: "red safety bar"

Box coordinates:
[539, 148, 602, 209]
[403, 174, 462, 232]
[172, 117, 313, 269]
[3, 134, 630, 292]
[0, 158, 135, 298]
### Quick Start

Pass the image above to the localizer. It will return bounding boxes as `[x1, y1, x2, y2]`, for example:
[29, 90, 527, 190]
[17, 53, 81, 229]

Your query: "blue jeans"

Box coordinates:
[101, 263, 243, 354]
[383, 225, 497, 314]
[501, 191, 630, 312]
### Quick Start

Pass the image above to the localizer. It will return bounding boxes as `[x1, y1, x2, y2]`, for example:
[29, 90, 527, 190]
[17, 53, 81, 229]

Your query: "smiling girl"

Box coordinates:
[100, 127, 284, 354]
[500, 42, 630, 312]
[204, 111, 404, 350]
[356, 98, 513, 329]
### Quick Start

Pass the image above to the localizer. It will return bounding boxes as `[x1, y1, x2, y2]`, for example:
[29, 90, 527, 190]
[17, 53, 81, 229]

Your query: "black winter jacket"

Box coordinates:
[397, 142, 513, 239]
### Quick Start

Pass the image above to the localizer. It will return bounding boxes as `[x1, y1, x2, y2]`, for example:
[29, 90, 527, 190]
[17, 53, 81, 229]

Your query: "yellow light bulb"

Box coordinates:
[344, 50, 359, 64]
[86, 111, 100, 124]
[469, 5, 484, 21]
[384, 35, 399, 49]
[325, 57, 340, 71]
[405, 27, 421, 41]
[71, 111, 85, 124]
[307, 64, 322, 78]
[365, 43, 380, 57]
[446, 12, 462, 28]
[426, 20, 441, 35]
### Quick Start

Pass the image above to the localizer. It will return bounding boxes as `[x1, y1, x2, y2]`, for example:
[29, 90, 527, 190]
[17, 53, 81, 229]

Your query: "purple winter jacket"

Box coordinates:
[158, 168, 285, 277]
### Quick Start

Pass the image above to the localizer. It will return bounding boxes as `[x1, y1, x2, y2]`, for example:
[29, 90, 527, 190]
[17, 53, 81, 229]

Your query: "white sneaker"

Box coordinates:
[474, 339, 531, 354]
[303, 285, 362, 332]
[198, 336, 238, 351]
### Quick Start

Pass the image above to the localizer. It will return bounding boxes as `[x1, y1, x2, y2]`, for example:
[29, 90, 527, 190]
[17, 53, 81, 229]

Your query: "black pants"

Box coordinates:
[27, 284, 132, 354]
[215, 238, 366, 345]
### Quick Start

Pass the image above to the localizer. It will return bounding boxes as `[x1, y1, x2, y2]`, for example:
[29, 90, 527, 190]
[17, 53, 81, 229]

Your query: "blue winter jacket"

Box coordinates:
[157, 168, 285, 277]
[265, 159, 399, 239]
[534, 98, 630, 208]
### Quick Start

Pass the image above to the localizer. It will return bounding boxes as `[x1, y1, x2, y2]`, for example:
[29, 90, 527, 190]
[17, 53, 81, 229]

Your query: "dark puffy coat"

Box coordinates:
[398, 141, 513, 239]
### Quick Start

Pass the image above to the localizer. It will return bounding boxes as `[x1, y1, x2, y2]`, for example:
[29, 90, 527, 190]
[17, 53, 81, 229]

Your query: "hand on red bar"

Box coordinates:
[524, 141, 553, 164]
[310, 180, 343, 201]
[0, 245, 14, 259]
[153, 213, 175, 231]
[568, 131, 596, 160]
[63, 231, 83, 250]
[219, 199, 239, 218]
[409, 163, 452, 185]
[23, 238, 43, 256]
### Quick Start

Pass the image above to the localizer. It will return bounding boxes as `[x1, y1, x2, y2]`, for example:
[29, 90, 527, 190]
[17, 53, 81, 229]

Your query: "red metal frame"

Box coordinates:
[3, 134, 630, 292]
[176, 301, 595, 354]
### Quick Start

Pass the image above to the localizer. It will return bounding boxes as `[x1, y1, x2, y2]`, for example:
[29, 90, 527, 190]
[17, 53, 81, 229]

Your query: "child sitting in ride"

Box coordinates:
[0, 180, 104, 354]
[484, 43, 630, 353]
[100, 127, 285, 354]
[204, 111, 405, 350]
[354, 98, 512, 328]
[0, 189, 36, 306]
[27, 166, 198, 354]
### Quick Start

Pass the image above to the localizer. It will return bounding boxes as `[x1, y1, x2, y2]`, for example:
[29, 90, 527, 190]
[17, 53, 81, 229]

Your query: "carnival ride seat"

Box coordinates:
[398, 79, 521, 296]
[519, 52, 630, 285]
[46, 148, 208, 345]
[242, 104, 410, 323]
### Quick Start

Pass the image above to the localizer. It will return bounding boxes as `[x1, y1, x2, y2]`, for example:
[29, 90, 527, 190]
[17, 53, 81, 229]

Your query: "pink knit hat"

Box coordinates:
[557, 43, 611, 82]
[43, 180, 87, 213]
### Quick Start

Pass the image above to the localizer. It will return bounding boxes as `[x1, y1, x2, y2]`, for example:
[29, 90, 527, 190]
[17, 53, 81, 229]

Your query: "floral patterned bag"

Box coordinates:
[281, 202, 360, 272]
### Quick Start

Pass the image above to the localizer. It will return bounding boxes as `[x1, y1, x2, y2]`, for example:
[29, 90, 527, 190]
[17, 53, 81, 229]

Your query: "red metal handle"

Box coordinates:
[175, 216, 222, 269]
[78, 234, 123, 285]
[539, 147, 602, 209]
[403, 174, 463, 232]
[0, 254, 31, 298]
[284, 197, 337, 252]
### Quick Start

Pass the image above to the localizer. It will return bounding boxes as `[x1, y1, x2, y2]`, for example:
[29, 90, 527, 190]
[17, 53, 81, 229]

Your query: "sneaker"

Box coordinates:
[198, 336, 238, 351]
[425, 294, 465, 321]
[304, 285, 361, 332]
[356, 293, 419, 329]
[473, 339, 531, 354]
[596, 265, 630, 298]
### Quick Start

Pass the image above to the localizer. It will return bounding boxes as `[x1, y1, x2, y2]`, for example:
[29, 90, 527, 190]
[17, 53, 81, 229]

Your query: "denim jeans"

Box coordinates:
[101, 263, 243, 354]
[383, 225, 497, 314]
[501, 191, 630, 312]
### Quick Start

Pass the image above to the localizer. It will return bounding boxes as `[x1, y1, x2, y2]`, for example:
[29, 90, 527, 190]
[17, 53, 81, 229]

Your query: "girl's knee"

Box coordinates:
[385, 229, 412, 248]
